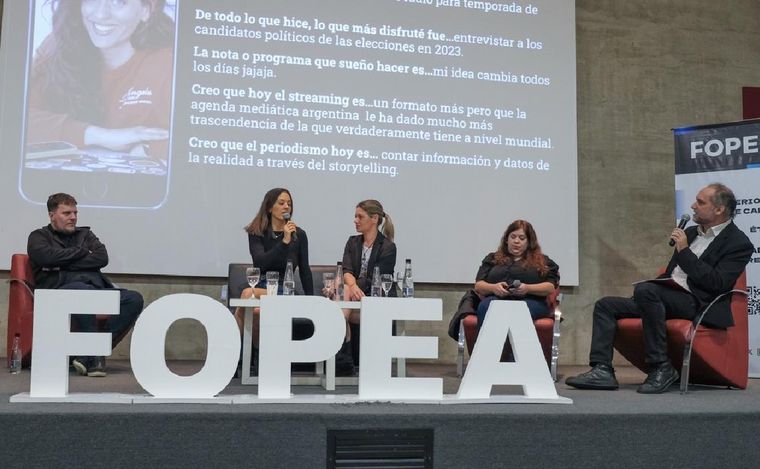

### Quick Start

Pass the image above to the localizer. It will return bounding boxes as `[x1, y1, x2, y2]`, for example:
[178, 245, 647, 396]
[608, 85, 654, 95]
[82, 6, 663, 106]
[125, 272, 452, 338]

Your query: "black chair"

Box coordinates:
[227, 263, 314, 341]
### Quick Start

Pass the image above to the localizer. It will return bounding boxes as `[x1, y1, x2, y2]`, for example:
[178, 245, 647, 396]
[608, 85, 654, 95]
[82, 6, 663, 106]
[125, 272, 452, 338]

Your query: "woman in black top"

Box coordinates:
[245, 188, 313, 293]
[474, 219, 559, 329]
[234, 188, 313, 344]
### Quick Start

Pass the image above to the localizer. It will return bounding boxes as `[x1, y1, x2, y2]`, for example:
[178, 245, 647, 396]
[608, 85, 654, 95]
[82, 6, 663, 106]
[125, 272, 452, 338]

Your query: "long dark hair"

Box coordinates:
[494, 219, 548, 275]
[32, 0, 174, 123]
[245, 188, 293, 236]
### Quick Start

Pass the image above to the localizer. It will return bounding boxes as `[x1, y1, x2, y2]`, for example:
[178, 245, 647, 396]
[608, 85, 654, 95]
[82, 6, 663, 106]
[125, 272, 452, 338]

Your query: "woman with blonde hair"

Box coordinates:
[337, 199, 397, 374]
[341, 199, 397, 301]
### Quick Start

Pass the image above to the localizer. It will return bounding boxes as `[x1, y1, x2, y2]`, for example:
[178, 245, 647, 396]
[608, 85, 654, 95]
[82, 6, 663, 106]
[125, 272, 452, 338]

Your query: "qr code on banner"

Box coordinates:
[749, 285, 760, 316]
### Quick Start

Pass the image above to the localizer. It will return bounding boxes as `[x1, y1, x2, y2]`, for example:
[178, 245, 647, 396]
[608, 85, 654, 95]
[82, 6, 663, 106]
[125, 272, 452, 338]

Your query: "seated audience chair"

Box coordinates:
[457, 289, 563, 381]
[6, 253, 126, 369]
[613, 271, 749, 393]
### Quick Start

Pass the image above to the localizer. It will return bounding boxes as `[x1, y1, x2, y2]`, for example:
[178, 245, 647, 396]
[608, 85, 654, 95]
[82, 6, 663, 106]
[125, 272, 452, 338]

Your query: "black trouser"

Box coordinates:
[60, 282, 144, 348]
[589, 282, 699, 367]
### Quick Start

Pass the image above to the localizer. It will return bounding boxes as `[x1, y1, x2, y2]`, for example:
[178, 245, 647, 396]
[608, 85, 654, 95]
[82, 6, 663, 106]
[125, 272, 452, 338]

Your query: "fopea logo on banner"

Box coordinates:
[674, 119, 760, 174]
[673, 118, 760, 377]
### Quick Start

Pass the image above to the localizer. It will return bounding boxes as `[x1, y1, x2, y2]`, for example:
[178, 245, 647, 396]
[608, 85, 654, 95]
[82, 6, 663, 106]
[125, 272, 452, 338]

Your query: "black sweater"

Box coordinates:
[248, 227, 313, 294]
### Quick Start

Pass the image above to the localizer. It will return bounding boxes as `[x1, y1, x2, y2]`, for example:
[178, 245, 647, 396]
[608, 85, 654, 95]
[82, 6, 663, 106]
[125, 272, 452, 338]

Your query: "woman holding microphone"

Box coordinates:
[234, 188, 313, 344]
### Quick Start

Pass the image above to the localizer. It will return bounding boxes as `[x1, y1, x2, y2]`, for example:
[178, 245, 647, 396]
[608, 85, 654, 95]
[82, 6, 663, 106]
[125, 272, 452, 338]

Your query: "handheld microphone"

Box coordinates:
[282, 212, 297, 240]
[669, 214, 690, 246]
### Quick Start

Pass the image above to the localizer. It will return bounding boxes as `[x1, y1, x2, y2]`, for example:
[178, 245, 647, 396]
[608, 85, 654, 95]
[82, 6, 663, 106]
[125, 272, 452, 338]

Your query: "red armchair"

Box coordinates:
[613, 271, 749, 392]
[6, 253, 126, 369]
[7, 254, 35, 368]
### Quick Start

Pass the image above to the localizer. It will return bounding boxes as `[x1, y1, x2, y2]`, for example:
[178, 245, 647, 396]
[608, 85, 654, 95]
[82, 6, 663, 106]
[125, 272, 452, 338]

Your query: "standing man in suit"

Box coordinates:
[566, 183, 753, 393]
[27, 193, 144, 377]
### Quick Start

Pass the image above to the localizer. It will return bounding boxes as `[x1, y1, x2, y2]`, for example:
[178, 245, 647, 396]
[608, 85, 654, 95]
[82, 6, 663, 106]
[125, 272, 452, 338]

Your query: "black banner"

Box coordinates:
[674, 119, 760, 175]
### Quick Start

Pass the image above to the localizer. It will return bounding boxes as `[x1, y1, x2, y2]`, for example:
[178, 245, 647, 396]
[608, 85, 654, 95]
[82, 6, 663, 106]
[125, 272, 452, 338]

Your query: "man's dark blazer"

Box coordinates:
[660, 221, 753, 328]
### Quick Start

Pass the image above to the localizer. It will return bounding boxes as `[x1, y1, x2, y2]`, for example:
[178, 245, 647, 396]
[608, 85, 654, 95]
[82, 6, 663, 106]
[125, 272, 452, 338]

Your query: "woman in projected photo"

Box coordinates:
[469, 219, 559, 330]
[28, 0, 174, 160]
[234, 188, 314, 346]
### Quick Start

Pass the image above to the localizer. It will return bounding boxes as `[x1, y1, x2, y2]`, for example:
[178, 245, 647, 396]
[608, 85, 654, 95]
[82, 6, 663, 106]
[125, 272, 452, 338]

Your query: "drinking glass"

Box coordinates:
[381, 274, 393, 297]
[322, 272, 336, 299]
[395, 271, 404, 292]
[266, 271, 279, 296]
[245, 267, 260, 289]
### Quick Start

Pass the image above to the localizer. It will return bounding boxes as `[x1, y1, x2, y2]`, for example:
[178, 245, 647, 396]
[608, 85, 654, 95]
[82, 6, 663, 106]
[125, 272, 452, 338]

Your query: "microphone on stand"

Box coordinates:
[669, 214, 690, 246]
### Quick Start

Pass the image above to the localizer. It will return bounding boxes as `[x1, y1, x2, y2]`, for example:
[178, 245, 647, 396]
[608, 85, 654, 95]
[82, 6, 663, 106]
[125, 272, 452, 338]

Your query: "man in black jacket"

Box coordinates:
[27, 193, 144, 377]
[566, 183, 753, 394]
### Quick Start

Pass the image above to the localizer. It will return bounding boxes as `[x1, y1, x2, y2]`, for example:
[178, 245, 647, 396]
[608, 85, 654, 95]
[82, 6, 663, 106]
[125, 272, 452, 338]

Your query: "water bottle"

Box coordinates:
[283, 260, 295, 295]
[9, 333, 21, 374]
[335, 261, 344, 301]
[371, 266, 382, 297]
[402, 258, 414, 298]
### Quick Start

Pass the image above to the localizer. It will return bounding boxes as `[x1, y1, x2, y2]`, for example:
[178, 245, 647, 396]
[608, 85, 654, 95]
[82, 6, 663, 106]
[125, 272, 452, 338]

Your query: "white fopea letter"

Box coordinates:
[257, 296, 345, 399]
[456, 301, 557, 399]
[30, 290, 119, 398]
[130, 293, 240, 398]
[359, 297, 442, 400]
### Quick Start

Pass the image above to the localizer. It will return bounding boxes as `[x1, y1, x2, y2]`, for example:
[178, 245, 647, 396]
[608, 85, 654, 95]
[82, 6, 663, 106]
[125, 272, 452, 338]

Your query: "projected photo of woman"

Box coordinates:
[469, 219, 559, 330]
[25, 0, 175, 176]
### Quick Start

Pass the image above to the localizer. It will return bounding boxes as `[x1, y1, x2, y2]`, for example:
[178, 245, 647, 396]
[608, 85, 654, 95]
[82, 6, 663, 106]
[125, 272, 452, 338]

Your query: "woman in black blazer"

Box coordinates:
[342, 199, 397, 301]
[338, 199, 397, 371]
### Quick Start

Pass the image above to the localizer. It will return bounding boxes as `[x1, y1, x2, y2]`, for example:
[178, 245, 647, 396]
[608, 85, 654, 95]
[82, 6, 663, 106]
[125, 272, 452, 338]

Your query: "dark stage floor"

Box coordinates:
[2, 362, 760, 469]
[2, 360, 759, 414]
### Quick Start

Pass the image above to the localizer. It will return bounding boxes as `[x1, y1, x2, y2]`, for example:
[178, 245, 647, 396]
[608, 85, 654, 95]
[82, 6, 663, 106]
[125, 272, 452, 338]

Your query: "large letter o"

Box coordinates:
[130, 293, 240, 398]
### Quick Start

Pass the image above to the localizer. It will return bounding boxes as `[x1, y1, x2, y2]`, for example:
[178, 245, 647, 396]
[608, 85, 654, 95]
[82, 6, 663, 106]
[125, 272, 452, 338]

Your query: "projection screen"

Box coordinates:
[0, 0, 578, 284]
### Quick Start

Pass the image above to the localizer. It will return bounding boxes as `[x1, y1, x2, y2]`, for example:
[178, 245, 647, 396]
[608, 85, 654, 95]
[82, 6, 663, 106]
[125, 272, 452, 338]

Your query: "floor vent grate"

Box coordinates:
[327, 428, 434, 468]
